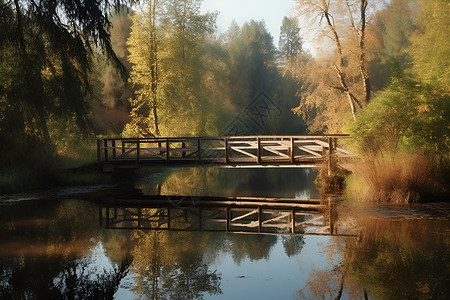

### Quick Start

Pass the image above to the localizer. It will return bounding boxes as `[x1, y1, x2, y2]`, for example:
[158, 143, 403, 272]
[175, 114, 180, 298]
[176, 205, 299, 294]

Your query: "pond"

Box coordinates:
[0, 168, 449, 299]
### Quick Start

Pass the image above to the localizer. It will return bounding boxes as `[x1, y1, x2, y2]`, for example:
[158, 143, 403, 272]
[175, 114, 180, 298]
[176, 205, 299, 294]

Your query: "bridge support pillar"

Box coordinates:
[328, 137, 334, 176]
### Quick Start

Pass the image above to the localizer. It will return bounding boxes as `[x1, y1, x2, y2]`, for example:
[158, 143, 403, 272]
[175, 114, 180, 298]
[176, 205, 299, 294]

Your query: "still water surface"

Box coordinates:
[0, 168, 448, 299]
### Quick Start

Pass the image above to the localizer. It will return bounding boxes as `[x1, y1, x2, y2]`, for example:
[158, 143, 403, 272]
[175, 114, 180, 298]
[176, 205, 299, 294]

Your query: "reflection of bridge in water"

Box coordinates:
[98, 196, 353, 236]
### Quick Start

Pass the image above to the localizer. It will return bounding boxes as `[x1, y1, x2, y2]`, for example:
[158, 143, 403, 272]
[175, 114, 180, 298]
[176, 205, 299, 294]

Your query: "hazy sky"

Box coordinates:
[201, 0, 297, 47]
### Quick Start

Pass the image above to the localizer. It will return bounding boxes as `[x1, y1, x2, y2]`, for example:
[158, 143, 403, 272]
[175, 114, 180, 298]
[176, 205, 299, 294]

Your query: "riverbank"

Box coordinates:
[0, 163, 113, 195]
[344, 153, 450, 204]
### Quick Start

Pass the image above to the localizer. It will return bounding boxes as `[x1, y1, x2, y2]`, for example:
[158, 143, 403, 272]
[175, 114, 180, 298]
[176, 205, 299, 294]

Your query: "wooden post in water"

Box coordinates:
[328, 197, 334, 235]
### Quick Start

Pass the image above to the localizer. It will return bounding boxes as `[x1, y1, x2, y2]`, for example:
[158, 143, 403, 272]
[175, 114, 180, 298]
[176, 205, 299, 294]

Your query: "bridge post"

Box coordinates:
[104, 139, 108, 161]
[197, 138, 202, 162]
[224, 138, 229, 164]
[97, 139, 101, 164]
[112, 139, 116, 159]
[290, 137, 295, 164]
[226, 206, 230, 232]
[258, 206, 262, 233]
[181, 142, 186, 158]
[166, 139, 170, 162]
[291, 209, 296, 234]
[105, 207, 110, 228]
[328, 137, 334, 176]
[136, 139, 140, 163]
[257, 137, 261, 164]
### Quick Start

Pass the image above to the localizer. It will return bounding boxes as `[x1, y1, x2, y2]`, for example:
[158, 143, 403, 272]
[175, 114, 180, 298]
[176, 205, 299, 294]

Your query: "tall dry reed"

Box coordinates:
[346, 153, 447, 203]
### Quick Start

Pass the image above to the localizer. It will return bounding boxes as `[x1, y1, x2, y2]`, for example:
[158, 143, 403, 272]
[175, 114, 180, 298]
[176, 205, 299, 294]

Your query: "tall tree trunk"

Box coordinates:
[346, 0, 371, 104]
[322, 0, 361, 120]
[149, 0, 160, 136]
[359, 0, 371, 103]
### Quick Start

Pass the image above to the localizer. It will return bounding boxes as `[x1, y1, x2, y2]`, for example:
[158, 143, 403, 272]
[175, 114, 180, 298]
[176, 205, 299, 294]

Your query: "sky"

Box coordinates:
[201, 0, 297, 48]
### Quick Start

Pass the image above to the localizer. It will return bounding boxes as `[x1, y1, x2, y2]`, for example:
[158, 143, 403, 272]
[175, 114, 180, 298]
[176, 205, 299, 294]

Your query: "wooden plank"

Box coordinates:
[263, 146, 290, 158]
[231, 209, 258, 222]
[298, 146, 323, 157]
[262, 213, 290, 225]
[230, 146, 257, 158]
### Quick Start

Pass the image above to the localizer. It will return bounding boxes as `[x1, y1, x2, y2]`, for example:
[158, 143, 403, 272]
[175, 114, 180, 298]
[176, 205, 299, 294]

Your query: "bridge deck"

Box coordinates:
[97, 135, 352, 170]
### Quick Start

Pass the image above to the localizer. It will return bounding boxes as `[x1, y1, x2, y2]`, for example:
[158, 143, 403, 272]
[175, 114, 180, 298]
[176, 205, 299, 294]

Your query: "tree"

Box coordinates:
[97, 7, 134, 135]
[279, 17, 302, 68]
[225, 20, 279, 108]
[124, 0, 223, 137]
[0, 0, 132, 163]
[295, 0, 371, 121]
[367, 0, 418, 90]
[351, 0, 450, 155]
[124, 1, 161, 137]
[408, 0, 450, 87]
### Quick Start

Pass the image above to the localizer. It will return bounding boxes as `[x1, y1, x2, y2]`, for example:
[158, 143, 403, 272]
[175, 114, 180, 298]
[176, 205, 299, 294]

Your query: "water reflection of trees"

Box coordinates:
[299, 217, 450, 300]
[0, 198, 308, 298]
[0, 199, 129, 299]
[138, 168, 318, 198]
[129, 231, 222, 299]
[347, 218, 450, 300]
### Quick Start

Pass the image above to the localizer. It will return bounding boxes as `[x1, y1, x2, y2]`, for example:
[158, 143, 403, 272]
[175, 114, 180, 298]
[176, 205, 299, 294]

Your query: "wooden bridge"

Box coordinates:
[97, 135, 352, 171]
[98, 195, 347, 236]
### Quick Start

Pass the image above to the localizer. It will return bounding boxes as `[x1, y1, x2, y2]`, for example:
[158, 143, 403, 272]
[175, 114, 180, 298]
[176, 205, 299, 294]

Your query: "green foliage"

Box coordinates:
[352, 0, 450, 156]
[0, 0, 132, 169]
[125, 0, 231, 137]
[351, 77, 450, 154]
[409, 0, 450, 87]
[279, 17, 302, 66]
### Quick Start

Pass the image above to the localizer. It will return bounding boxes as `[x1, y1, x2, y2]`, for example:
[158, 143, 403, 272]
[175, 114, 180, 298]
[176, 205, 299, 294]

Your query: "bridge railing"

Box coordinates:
[97, 135, 351, 166]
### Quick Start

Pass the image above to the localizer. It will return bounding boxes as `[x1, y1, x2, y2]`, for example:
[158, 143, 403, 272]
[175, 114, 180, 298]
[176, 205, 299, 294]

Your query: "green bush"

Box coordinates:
[351, 78, 450, 155]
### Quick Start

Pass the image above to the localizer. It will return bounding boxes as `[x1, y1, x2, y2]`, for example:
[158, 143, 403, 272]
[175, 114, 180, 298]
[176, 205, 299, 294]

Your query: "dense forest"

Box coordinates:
[0, 0, 449, 199]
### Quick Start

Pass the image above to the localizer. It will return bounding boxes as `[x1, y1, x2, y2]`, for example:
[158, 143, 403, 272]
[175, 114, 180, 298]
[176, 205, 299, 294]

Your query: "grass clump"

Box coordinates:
[346, 153, 449, 203]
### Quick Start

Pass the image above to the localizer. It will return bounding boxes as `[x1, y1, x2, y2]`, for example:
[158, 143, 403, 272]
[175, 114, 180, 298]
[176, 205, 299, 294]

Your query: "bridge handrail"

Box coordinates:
[97, 135, 352, 171]
[99, 134, 349, 142]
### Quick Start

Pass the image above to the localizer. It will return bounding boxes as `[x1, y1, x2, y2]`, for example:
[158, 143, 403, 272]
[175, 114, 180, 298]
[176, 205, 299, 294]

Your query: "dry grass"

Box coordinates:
[346, 153, 448, 203]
